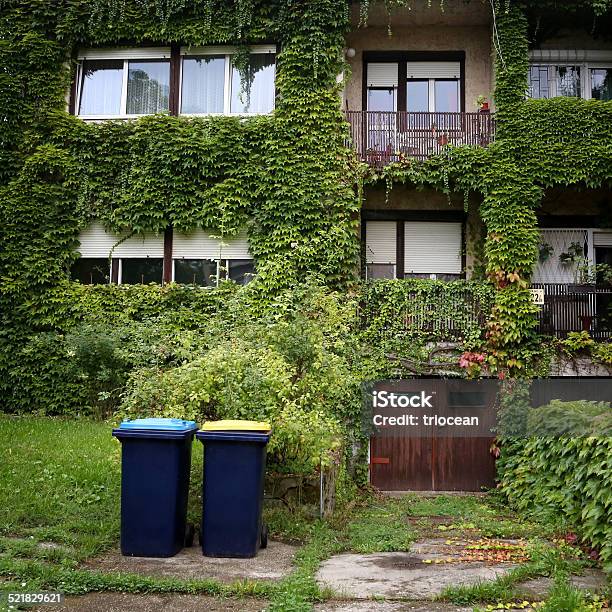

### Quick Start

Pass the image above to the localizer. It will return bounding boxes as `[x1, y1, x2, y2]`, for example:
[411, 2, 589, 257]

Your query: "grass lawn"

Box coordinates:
[0, 416, 208, 563]
[0, 415, 608, 611]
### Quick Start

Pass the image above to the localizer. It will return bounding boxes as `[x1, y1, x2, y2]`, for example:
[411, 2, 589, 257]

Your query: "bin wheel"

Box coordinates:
[185, 523, 195, 548]
[260, 524, 269, 549]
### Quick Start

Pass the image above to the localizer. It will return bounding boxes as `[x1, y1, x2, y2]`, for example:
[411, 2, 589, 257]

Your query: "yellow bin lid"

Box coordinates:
[201, 419, 271, 432]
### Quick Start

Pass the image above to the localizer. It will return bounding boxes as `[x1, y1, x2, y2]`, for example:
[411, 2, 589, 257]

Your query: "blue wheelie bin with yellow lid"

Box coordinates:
[196, 420, 271, 558]
[112, 418, 198, 557]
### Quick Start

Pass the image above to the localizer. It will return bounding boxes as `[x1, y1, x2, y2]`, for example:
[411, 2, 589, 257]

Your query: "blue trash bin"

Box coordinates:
[196, 420, 271, 558]
[112, 418, 198, 557]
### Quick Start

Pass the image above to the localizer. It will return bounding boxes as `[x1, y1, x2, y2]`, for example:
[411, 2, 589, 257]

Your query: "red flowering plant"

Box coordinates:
[458, 351, 486, 378]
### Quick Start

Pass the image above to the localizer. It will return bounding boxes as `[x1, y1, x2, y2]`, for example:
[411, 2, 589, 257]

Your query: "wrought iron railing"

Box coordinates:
[344, 110, 496, 165]
[532, 283, 612, 339]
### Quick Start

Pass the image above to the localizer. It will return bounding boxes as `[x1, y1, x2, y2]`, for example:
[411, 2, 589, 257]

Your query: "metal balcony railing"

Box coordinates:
[345, 110, 496, 166]
[532, 283, 612, 339]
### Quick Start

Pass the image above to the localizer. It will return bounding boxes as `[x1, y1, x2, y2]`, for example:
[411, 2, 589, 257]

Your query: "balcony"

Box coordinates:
[533, 283, 612, 339]
[360, 280, 495, 343]
[345, 111, 496, 166]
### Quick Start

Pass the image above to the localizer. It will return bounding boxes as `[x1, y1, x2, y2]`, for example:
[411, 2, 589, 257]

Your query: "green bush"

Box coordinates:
[118, 340, 293, 422]
[117, 345, 345, 475]
[527, 400, 612, 437]
[499, 408, 612, 571]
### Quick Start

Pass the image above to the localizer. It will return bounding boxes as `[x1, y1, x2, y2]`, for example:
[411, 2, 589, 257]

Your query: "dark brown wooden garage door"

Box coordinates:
[369, 379, 498, 492]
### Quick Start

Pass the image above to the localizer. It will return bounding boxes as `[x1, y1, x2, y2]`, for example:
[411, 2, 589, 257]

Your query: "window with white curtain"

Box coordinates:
[230, 53, 276, 114]
[76, 49, 171, 118]
[75, 46, 276, 119]
[179, 46, 276, 115]
[181, 56, 226, 114]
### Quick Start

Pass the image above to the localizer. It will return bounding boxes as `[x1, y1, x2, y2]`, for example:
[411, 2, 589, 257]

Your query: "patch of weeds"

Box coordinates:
[264, 506, 318, 544]
[268, 521, 342, 611]
[407, 494, 493, 518]
[439, 539, 593, 606]
[477, 517, 554, 540]
[0, 556, 272, 599]
[539, 576, 591, 611]
[440, 563, 538, 605]
[344, 498, 416, 553]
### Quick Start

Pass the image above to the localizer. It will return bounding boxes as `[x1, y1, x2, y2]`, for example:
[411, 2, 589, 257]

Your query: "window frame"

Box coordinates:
[361, 212, 466, 280]
[74, 45, 277, 120]
[178, 45, 276, 116]
[118, 257, 164, 285]
[171, 258, 255, 286]
[362, 52, 466, 114]
[75, 48, 172, 120]
[528, 52, 612, 100]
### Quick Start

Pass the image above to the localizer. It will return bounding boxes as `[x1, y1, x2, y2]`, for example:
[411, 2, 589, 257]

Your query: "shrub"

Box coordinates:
[527, 400, 611, 437]
[118, 339, 293, 423]
[266, 404, 343, 474]
[499, 400, 612, 571]
[593, 342, 612, 366]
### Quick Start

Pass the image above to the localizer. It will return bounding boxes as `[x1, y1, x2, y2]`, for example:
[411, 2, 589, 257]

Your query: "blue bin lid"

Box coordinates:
[118, 418, 197, 432]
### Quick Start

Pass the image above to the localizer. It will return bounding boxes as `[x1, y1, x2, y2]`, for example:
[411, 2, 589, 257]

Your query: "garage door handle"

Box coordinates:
[371, 457, 390, 464]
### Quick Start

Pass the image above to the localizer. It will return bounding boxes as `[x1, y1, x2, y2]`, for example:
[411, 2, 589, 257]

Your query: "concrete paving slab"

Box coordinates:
[315, 602, 472, 611]
[37, 593, 267, 612]
[316, 551, 515, 599]
[84, 541, 297, 583]
[316, 538, 524, 600]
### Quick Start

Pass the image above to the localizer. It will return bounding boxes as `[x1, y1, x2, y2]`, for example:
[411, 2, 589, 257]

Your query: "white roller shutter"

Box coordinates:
[365, 221, 396, 264]
[77, 222, 118, 258]
[404, 222, 462, 274]
[406, 62, 460, 79]
[173, 230, 251, 259]
[173, 230, 223, 259]
[219, 231, 251, 259]
[366, 63, 398, 88]
[112, 234, 164, 257]
[78, 47, 171, 60]
[180, 45, 276, 56]
[77, 222, 164, 258]
[594, 232, 612, 247]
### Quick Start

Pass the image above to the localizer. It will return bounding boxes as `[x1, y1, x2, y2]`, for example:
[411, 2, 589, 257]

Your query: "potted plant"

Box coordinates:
[538, 241, 554, 263]
[476, 95, 490, 113]
[559, 241, 584, 267]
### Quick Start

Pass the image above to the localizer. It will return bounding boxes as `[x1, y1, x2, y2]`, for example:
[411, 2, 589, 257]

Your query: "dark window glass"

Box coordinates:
[406, 80, 429, 112]
[127, 60, 170, 114]
[174, 259, 217, 286]
[557, 65, 580, 97]
[121, 258, 163, 284]
[71, 258, 109, 284]
[448, 391, 487, 408]
[591, 68, 612, 101]
[366, 264, 395, 280]
[228, 260, 255, 285]
[79, 60, 123, 115]
[230, 53, 276, 113]
[181, 56, 226, 113]
[528, 65, 550, 99]
[367, 88, 396, 112]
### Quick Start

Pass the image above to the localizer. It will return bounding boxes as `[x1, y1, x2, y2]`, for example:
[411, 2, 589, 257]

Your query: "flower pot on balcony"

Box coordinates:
[479, 102, 490, 113]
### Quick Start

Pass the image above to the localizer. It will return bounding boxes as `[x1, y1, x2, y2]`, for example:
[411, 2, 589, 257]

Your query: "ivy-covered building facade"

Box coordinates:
[1, 1, 611, 470]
